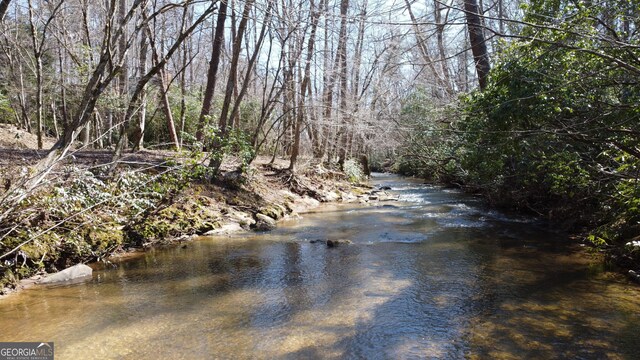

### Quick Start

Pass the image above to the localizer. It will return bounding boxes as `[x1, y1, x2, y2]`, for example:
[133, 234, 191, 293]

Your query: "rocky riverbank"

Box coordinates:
[0, 155, 380, 296]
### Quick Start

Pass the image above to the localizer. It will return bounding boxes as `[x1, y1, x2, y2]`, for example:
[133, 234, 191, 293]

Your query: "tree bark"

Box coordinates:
[27, 0, 43, 149]
[463, 0, 491, 90]
[289, 0, 321, 171]
[218, 0, 255, 137]
[132, 30, 148, 150]
[0, 0, 11, 22]
[117, 0, 129, 149]
[196, 0, 227, 142]
[336, 0, 349, 169]
[144, 11, 181, 150]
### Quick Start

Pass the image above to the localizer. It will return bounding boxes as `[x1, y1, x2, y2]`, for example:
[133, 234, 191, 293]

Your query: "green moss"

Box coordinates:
[259, 205, 286, 220]
[126, 197, 223, 244]
[84, 227, 124, 253]
[0, 269, 19, 293]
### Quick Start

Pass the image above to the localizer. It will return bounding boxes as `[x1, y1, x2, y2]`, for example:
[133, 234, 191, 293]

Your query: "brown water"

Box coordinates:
[1, 174, 639, 359]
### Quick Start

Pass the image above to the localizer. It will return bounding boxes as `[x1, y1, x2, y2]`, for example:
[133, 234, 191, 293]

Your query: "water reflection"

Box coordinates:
[0, 174, 639, 359]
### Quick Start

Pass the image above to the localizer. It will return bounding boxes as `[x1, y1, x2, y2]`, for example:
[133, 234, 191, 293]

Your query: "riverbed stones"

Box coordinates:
[254, 213, 277, 231]
[326, 239, 353, 247]
[39, 264, 92, 284]
[204, 222, 244, 235]
[323, 191, 340, 202]
[228, 210, 256, 229]
[259, 204, 287, 220]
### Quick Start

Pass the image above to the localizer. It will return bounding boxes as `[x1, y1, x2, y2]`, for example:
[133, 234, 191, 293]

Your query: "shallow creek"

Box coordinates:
[1, 174, 639, 359]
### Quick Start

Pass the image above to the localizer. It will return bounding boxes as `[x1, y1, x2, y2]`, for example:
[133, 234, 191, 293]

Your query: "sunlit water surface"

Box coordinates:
[1, 174, 639, 359]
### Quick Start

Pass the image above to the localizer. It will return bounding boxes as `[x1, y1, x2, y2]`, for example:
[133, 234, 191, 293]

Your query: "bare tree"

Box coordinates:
[26, 0, 64, 149]
[289, 0, 322, 171]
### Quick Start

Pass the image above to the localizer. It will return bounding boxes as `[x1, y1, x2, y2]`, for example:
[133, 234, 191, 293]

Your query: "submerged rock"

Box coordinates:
[39, 264, 92, 284]
[326, 239, 353, 247]
[379, 186, 392, 190]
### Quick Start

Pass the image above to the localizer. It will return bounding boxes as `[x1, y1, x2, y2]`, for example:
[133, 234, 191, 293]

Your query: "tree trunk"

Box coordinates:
[336, 0, 349, 169]
[320, 0, 334, 161]
[196, 0, 227, 142]
[157, 69, 180, 150]
[144, 12, 181, 150]
[227, 0, 272, 131]
[434, 0, 453, 96]
[0, 0, 11, 22]
[290, 0, 321, 171]
[117, 0, 129, 149]
[27, 0, 43, 149]
[463, 0, 491, 90]
[218, 0, 255, 137]
[132, 30, 148, 150]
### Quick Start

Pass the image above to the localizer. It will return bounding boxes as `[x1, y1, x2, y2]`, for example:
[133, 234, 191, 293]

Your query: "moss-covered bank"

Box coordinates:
[0, 159, 369, 295]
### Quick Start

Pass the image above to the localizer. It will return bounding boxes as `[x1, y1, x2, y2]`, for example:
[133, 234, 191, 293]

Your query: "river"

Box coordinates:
[1, 174, 639, 359]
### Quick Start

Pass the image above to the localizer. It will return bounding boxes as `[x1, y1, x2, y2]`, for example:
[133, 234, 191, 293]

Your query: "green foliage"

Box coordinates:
[392, 88, 462, 181]
[0, 92, 14, 123]
[0, 165, 202, 292]
[202, 123, 255, 175]
[454, 0, 640, 245]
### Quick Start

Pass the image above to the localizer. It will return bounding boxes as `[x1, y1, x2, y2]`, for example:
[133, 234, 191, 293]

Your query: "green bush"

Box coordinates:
[0, 92, 15, 124]
[456, 0, 640, 243]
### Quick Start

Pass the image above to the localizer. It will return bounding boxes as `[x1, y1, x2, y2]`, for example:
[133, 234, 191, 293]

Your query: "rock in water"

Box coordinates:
[39, 264, 93, 284]
[254, 213, 277, 231]
[326, 239, 353, 247]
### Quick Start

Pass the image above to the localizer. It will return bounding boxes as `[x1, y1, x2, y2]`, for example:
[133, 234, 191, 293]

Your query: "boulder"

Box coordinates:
[228, 210, 256, 228]
[379, 186, 392, 190]
[254, 213, 277, 231]
[39, 264, 93, 284]
[204, 222, 244, 235]
[326, 239, 353, 248]
[323, 191, 340, 202]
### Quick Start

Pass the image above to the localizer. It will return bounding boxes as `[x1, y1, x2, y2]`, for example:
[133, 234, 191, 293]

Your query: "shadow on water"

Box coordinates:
[0, 174, 639, 359]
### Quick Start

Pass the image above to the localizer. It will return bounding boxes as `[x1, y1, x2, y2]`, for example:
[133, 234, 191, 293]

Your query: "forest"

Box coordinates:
[0, 0, 639, 289]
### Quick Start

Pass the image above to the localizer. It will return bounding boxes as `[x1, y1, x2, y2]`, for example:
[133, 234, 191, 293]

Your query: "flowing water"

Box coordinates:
[1, 174, 639, 359]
